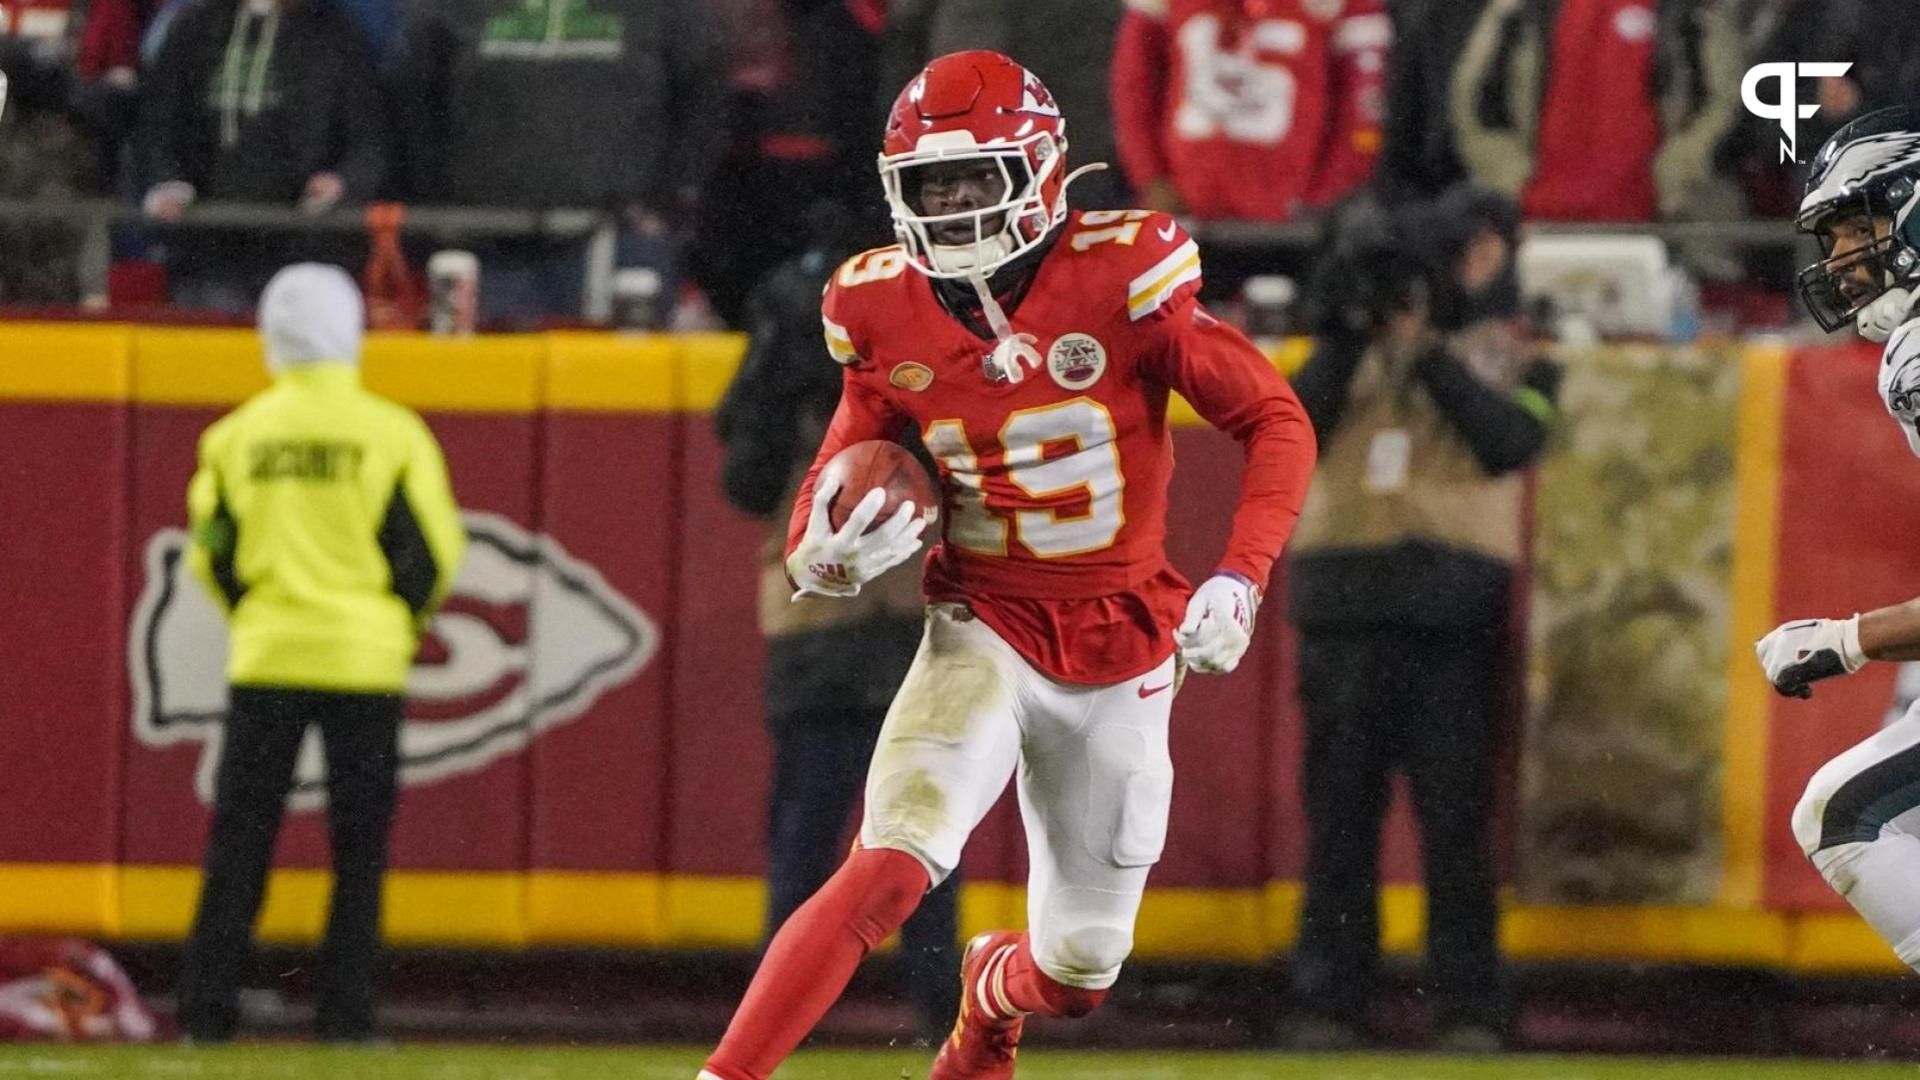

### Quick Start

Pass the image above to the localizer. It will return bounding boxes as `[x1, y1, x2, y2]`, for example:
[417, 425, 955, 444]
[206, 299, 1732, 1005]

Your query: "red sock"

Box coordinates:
[702, 847, 928, 1080]
[1001, 935, 1109, 1019]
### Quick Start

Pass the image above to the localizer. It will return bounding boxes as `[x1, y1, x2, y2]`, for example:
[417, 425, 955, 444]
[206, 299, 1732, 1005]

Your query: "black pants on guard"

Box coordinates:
[179, 686, 402, 1041]
[1290, 623, 1506, 1031]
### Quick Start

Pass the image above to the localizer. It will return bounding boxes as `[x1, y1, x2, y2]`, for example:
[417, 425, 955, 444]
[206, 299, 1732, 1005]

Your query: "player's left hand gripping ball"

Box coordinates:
[1756, 615, 1867, 699]
[786, 475, 926, 599]
[1176, 572, 1260, 675]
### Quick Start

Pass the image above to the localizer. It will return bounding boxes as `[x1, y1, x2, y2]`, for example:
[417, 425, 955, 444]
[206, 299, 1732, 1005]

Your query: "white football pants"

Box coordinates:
[859, 602, 1177, 990]
[1793, 698, 1920, 971]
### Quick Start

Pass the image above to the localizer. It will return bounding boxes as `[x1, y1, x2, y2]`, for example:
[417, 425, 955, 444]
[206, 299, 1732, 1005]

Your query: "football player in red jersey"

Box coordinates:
[1110, 0, 1389, 222]
[698, 51, 1316, 1080]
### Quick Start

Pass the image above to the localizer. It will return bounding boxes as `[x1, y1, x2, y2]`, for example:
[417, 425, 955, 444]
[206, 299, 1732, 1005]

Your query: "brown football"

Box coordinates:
[820, 440, 940, 534]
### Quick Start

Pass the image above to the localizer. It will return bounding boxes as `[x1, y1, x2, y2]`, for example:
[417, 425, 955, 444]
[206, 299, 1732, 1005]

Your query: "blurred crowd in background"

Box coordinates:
[0, 0, 1915, 327]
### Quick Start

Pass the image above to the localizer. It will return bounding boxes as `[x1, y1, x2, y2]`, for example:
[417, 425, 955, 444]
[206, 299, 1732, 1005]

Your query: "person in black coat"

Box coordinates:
[1281, 187, 1561, 1052]
[137, 0, 386, 309]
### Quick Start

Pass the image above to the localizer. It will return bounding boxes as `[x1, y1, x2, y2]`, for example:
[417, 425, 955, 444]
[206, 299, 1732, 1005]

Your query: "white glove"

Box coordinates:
[1176, 572, 1260, 675]
[785, 474, 925, 599]
[1858, 287, 1915, 343]
[1756, 615, 1867, 699]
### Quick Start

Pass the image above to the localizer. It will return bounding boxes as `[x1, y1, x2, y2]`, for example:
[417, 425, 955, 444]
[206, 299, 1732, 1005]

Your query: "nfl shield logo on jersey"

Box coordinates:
[1048, 333, 1108, 391]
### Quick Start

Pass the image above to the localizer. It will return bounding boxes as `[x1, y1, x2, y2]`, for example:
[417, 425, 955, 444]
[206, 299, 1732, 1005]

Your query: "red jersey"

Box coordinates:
[1111, 0, 1389, 221]
[787, 211, 1316, 684]
[1522, 0, 1660, 222]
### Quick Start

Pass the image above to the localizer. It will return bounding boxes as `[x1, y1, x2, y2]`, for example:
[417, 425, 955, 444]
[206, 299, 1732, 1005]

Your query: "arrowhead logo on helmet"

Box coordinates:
[1018, 72, 1060, 119]
[129, 513, 658, 809]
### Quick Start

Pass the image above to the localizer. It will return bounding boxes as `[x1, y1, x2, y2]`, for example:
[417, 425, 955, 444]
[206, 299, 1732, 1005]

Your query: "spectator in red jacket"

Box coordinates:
[1111, 0, 1389, 222]
[76, 0, 154, 85]
[1378, 0, 1754, 223]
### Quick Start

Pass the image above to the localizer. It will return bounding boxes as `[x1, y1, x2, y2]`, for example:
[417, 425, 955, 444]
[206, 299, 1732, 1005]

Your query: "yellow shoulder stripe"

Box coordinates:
[1127, 240, 1203, 321]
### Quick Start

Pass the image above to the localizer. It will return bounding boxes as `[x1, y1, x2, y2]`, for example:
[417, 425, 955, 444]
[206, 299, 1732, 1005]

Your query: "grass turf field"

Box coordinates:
[0, 1046, 1911, 1079]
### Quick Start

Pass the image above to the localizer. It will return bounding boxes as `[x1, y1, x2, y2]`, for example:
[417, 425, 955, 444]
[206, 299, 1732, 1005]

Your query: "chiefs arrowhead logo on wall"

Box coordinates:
[128, 513, 658, 810]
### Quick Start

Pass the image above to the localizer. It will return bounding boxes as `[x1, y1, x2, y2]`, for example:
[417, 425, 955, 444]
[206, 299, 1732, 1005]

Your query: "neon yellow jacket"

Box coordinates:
[186, 364, 466, 692]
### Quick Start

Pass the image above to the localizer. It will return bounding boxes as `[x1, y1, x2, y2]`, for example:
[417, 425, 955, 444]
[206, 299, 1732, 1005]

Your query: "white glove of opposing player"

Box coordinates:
[785, 474, 925, 599]
[1756, 615, 1867, 699]
[1176, 572, 1260, 675]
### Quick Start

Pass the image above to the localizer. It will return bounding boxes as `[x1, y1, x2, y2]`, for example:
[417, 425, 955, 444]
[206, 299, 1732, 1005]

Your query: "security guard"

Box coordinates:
[177, 263, 465, 1042]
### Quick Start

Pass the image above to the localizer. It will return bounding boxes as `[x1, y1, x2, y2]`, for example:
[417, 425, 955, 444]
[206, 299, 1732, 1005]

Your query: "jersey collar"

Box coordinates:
[276, 362, 361, 390]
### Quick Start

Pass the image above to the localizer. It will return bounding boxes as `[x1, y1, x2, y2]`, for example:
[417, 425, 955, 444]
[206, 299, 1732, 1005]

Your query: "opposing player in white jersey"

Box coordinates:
[1756, 106, 1920, 971]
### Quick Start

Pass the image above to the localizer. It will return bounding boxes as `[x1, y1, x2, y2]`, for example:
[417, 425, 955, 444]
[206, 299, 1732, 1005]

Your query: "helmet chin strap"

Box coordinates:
[929, 234, 1011, 276]
[1062, 161, 1109, 192]
[969, 272, 1022, 381]
[959, 161, 1112, 382]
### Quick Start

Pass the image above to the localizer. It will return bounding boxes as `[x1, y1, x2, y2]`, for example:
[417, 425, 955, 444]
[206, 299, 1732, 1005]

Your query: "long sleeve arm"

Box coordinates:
[1412, 347, 1561, 475]
[1374, 0, 1437, 200]
[1287, 331, 1368, 438]
[77, 0, 139, 79]
[1305, 0, 1390, 206]
[1150, 303, 1318, 591]
[138, 11, 198, 188]
[185, 429, 244, 615]
[1110, 5, 1173, 195]
[382, 418, 467, 627]
[331, 27, 390, 199]
[783, 372, 912, 558]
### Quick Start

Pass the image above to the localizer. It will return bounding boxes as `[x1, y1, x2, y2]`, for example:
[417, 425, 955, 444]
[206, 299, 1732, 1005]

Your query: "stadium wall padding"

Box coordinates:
[0, 324, 1907, 972]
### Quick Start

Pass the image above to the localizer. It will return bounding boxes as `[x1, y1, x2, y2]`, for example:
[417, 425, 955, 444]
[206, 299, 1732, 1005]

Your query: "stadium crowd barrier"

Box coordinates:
[0, 324, 1908, 974]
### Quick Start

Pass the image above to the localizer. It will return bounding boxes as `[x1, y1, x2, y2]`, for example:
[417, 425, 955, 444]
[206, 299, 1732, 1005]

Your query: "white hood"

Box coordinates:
[259, 263, 364, 374]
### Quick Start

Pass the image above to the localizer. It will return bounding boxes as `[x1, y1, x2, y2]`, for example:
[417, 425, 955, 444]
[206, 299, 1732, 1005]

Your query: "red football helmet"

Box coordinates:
[880, 51, 1089, 280]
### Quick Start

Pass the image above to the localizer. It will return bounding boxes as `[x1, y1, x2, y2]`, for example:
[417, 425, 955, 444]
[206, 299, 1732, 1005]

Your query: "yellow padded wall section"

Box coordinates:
[546, 332, 678, 412]
[0, 327, 1307, 420]
[1719, 342, 1789, 909]
[677, 332, 749, 412]
[0, 323, 131, 402]
[0, 864, 119, 936]
[126, 327, 543, 411]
